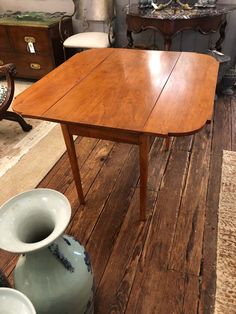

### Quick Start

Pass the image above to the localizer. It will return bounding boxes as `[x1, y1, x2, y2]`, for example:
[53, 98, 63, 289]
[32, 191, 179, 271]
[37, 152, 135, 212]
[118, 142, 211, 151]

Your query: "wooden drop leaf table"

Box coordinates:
[13, 48, 218, 220]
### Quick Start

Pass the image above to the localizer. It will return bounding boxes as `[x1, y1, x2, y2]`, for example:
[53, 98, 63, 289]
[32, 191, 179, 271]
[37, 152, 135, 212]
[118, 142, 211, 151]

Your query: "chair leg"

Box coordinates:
[63, 45, 67, 61]
[1, 111, 32, 132]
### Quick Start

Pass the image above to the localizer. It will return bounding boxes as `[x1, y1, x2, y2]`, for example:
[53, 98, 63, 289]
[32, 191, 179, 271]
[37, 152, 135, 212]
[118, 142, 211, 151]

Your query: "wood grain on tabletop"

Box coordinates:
[43, 49, 180, 131]
[144, 52, 219, 136]
[13, 48, 218, 137]
[12, 48, 114, 118]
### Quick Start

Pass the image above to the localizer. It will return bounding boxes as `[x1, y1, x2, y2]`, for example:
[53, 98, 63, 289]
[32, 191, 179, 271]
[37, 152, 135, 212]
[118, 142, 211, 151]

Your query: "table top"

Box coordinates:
[13, 48, 218, 136]
[126, 3, 236, 20]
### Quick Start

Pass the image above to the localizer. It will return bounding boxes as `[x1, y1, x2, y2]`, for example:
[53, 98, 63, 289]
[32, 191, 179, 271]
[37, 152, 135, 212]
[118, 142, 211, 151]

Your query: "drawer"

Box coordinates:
[0, 52, 54, 79]
[0, 26, 11, 51]
[7, 26, 52, 54]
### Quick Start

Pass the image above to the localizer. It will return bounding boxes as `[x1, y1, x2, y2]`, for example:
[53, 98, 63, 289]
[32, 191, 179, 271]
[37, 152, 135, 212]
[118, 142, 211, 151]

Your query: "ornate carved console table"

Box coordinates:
[126, 4, 236, 51]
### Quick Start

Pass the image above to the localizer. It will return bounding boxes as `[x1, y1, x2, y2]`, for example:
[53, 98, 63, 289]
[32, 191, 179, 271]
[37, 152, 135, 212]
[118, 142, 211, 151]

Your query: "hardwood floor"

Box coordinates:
[1, 95, 235, 313]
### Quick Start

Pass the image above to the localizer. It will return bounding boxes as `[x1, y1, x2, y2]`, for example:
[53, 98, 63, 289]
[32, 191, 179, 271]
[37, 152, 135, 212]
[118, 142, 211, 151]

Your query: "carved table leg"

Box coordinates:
[1, 111, 32, 132]
[61, 124, 85, 204]
[215, 19, 227, 52]
[127, 30, 134, 48]
[164, 36, 172, 51]
[139, 135, 149, 221]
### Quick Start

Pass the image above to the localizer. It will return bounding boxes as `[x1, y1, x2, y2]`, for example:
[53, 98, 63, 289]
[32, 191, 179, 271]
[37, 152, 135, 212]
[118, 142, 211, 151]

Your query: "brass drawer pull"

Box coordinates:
[24, 36, 36, 43]
[30, 63, 41, 70]
[0, 60, 4, 65]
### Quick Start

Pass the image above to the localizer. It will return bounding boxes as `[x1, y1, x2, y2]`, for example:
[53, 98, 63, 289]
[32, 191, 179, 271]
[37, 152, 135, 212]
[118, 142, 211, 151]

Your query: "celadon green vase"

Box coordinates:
[0, 189, 94, 314]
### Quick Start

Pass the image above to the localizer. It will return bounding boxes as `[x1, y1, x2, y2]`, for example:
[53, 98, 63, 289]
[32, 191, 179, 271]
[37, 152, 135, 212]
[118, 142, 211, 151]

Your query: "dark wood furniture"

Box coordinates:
[0, 63, 32, 131]
[13, 48, 218, 220]
[126, 4, 236, 51]
[0, 13, 73, 79]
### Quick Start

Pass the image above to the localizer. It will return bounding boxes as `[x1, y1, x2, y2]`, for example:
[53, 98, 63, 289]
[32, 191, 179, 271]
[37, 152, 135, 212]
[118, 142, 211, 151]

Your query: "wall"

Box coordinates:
[1, 0, 235, 63]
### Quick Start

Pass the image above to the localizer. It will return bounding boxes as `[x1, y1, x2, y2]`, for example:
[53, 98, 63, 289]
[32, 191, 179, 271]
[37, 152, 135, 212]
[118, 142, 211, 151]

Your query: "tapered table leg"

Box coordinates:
[165, 136, 170, 150]
[139, 135, 149, 221]
[61, 124, 85, 204]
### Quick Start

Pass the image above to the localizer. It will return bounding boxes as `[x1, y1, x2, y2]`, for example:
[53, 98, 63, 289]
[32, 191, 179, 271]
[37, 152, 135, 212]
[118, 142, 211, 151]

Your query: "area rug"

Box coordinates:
[0, 80, 66, 206]
[0, 118, 56, 178]
[215, 150, 236, 314]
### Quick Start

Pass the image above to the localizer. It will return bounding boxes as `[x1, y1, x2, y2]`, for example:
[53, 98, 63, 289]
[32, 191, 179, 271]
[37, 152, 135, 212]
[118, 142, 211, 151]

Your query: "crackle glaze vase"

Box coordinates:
[0, 189, 94, 314]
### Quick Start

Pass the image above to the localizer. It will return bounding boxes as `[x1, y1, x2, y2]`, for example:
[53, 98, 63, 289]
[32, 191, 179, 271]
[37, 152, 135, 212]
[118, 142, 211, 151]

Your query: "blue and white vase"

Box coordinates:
[0, 189, 94, 314]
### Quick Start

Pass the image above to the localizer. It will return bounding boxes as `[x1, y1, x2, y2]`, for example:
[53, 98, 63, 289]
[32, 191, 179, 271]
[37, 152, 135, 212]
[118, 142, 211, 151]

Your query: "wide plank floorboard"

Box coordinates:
[1, 94, 235, 313]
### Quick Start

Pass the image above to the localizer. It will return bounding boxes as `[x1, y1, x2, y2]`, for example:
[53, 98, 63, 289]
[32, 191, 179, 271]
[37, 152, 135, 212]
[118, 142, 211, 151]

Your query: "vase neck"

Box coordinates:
[22, 237, 75, 274]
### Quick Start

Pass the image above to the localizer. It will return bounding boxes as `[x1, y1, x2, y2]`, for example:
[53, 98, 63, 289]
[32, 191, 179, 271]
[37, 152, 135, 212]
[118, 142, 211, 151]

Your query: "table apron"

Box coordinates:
[126, 14, 226, 37]
[66, 123, 143, 145]
[61, 123, 151, 220]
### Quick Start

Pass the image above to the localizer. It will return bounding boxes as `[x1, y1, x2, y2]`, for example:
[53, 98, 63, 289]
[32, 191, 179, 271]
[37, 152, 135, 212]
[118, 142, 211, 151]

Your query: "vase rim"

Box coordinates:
[0, 287, 36, 314]
[0, 188, 71, 254]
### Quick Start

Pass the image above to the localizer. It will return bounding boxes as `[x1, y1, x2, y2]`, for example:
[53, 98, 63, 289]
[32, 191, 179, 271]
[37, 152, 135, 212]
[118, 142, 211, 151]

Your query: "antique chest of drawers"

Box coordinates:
[0, 12, 73, 79]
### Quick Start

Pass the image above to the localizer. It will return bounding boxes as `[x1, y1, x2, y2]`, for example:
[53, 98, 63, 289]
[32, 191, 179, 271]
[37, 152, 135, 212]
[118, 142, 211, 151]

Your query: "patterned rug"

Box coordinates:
[215, 150, 236, 314]
[0, 79, 66, 205]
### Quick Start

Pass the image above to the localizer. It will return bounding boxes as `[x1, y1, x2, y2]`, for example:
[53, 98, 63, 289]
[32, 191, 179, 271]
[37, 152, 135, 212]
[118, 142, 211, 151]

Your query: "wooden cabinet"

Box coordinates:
[0, 15, 73, 79]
